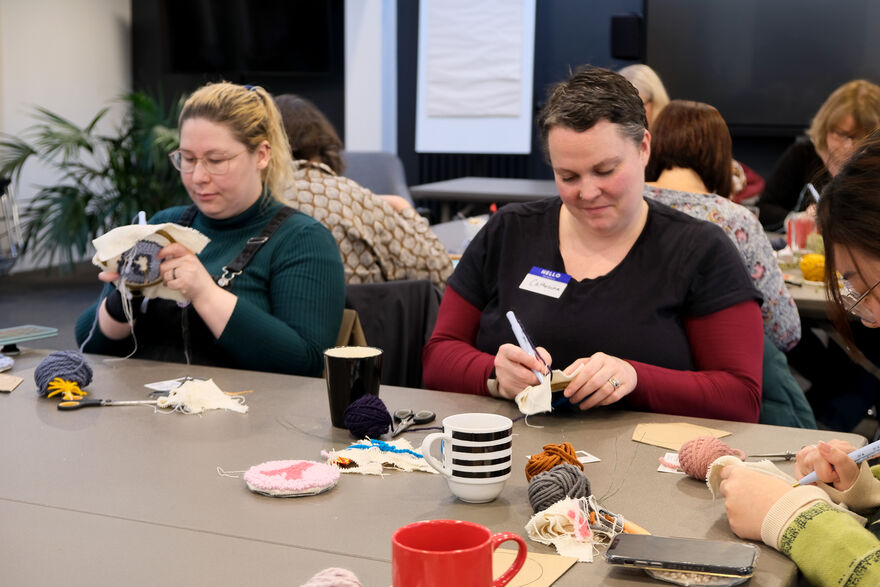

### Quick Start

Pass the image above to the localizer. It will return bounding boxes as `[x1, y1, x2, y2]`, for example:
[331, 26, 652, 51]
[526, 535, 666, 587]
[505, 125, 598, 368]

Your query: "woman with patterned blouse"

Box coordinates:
[645, 100, 801, 351]
[275, 94, 452, 290]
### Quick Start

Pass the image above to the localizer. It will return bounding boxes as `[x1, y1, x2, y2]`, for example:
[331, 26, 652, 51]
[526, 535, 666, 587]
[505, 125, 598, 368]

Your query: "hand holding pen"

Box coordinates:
[794, 439, 862, 489]
[493, 311, 551, 399]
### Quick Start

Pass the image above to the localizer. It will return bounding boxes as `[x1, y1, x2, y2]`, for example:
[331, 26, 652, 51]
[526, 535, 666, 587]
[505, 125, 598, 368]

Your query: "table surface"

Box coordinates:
[411, 176, 557, 203]
[1, 350, 865, 586]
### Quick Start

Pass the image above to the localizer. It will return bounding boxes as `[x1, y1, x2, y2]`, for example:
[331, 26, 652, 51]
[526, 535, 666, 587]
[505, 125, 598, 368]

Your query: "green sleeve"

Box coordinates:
[216, 221, 344, 376]
[782, 502, 880, 586]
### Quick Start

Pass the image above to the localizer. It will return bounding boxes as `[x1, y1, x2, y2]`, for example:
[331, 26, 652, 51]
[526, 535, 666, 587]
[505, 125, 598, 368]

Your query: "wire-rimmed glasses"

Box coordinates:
[168, 149, 246, 175]
[841, 278, 880, 323]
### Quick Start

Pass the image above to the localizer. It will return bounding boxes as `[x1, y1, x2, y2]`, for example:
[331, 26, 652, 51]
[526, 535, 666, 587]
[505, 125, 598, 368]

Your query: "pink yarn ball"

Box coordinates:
[677, 436, 745, 480]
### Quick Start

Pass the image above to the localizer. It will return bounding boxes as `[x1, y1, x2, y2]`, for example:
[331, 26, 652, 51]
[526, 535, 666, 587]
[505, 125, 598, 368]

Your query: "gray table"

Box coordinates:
[411, 177, 557, 221]
[1, 350, 865, 586]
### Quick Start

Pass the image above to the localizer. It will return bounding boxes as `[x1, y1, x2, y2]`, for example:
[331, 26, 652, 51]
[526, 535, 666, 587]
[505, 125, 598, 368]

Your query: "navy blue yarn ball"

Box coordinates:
[343, 394, 392, 438]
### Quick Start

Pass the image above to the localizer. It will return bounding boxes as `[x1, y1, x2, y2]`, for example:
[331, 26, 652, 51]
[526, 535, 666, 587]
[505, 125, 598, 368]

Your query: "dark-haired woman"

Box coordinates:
[423, 67, 764, 423]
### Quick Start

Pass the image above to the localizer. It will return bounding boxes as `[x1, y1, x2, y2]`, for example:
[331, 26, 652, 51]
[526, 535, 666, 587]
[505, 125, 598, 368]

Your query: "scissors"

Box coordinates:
[747, 450, 798, 461]
[58, 398, 159, 410]
[390, 408, 436, 437]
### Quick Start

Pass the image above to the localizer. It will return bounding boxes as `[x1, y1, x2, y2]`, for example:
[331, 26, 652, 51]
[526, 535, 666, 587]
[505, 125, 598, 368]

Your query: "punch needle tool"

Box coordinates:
[506, 310, 549, 383]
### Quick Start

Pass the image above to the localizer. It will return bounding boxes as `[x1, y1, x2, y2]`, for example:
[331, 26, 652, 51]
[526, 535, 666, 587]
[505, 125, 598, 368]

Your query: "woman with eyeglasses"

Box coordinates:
[75, 82, 345, 376]
[757, 79, 880, 231]
[715, 138, 880, 579]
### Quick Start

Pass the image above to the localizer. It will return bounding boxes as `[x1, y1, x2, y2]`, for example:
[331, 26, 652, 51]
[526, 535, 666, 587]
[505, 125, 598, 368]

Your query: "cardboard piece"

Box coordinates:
[0, 373, 24, 393]
[632, 422, 731, 451]
[493, 548, 577, 586]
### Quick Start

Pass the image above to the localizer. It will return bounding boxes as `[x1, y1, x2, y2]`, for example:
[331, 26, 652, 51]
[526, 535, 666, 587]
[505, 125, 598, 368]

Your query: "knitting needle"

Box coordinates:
[795, 438, 880, 486]
[58, 398, 158, 410]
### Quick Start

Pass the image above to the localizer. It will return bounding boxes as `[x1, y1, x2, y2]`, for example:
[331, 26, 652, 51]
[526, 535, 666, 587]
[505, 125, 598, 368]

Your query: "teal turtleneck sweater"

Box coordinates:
[75, 197, 345, 376]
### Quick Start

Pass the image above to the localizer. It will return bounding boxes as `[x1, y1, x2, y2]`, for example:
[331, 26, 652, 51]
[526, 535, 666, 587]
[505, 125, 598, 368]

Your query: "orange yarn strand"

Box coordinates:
[525, 442, 583, 481]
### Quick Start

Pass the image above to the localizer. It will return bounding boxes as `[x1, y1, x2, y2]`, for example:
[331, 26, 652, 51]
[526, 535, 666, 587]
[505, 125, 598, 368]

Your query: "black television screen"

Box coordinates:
[645, 0, 880, 133]
[162, 0, 332, 75]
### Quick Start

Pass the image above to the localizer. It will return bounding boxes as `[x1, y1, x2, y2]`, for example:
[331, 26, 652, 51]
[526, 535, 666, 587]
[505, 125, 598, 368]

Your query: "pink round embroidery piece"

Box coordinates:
[244, 459, 341, 498]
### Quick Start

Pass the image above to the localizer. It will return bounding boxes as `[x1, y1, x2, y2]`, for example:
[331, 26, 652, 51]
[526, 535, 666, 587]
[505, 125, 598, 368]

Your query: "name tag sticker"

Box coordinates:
[519, 266, 571, 299]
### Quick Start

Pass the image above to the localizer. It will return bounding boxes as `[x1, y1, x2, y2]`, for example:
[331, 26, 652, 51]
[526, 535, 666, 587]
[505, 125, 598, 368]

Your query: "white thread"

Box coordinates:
[216, 467, 246, 478]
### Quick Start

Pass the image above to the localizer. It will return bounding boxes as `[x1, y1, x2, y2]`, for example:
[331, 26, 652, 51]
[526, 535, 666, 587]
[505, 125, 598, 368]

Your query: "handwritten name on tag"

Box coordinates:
[519, 266, 571, 299]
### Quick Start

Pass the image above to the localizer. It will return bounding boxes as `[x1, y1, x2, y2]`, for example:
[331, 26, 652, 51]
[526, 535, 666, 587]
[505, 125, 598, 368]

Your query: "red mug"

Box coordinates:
[392, 519, 527, 587]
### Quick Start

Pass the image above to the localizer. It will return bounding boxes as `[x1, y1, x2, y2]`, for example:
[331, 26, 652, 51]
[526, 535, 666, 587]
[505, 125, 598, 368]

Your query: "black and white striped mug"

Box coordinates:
[420, 413, 513, 503]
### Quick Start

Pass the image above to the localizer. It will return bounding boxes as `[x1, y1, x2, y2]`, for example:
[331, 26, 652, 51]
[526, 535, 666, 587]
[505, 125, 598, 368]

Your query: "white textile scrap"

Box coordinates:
[156, 378, 248, 415]
[515, 367, 580, 415]
[91, 222, 210, 304]
[322, 438, 439, 476]
[525, 496, 596, 562]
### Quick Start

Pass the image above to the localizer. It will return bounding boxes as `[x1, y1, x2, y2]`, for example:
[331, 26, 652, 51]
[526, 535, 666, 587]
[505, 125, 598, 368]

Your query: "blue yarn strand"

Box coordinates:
[345, 439, 424, 459]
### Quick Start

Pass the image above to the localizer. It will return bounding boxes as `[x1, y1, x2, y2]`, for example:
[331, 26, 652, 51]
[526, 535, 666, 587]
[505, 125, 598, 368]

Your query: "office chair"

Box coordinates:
[341, 150, 414, 205]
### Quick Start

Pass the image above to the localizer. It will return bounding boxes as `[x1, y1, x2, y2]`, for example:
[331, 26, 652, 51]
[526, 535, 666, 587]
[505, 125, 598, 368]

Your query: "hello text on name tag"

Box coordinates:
[518, 266, 571, 299]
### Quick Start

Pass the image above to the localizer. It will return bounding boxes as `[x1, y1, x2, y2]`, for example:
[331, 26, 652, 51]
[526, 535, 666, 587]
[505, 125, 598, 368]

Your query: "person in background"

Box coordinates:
[620, 63, 763, 204]
[757, 79, 880, 231]
[76, 82, 345, 376]
[618, 64, 670, 129]
[645, 100, 801, 353]
[275, 94, 452, 290]
[423, 66, 764, 423]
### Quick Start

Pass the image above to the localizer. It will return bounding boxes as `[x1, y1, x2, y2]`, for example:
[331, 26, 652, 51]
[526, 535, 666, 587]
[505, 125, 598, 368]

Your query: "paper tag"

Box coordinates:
[658, 452, 685, 474]
[144, 377, 202, 392]
[519, 266, 571, 299]
[0, 373, 24, 393]
[577, 450, 600, 464]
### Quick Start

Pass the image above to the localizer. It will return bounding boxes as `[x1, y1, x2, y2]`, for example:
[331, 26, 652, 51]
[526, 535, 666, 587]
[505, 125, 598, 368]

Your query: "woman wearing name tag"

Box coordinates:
[75, 82, 345, 376]
[423, 66, 764, 422]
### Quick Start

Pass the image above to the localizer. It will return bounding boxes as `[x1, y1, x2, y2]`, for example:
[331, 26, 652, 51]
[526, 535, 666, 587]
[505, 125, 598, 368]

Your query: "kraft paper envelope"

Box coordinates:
[493, 549, 577, 586]
[0, 373, 24, 393]
[631, 422, 731, 451]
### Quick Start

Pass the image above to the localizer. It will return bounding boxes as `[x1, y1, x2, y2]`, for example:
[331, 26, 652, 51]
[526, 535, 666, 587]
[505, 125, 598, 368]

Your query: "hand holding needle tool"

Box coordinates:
[795, 438, 880, 486]
[506, 310, 549, 383]
[58, 398, 158, 410]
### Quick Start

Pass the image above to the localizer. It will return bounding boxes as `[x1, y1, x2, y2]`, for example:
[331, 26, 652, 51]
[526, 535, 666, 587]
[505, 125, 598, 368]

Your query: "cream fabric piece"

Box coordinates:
[514, 367, 580, 415]
[706, 455, 796, 498]
[156, 378, 248, 414]
[321, 438, 438, 476]
[525, 496, 594, 562]
[91, 223, 210, 303]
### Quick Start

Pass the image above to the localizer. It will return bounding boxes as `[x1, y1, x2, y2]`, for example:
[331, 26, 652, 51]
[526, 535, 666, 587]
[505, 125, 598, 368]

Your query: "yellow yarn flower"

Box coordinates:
[46, 378, 87, 401]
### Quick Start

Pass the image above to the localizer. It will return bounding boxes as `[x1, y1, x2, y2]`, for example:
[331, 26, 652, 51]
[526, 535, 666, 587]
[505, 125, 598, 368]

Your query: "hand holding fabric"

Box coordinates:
[719, 466, 793, 541]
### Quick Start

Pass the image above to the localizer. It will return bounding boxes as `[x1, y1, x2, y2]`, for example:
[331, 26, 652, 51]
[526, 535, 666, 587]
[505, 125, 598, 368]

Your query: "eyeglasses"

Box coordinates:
[168, 149, 246, 175]
[841, 277, 880, 323]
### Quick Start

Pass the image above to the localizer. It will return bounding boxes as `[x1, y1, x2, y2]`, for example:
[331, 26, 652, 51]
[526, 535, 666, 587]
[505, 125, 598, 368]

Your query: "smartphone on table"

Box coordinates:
[604, 534, 758, 578]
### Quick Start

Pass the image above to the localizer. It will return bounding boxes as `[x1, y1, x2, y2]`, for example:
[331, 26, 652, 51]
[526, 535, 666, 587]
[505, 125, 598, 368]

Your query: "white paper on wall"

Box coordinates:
[425, 0, 522, 117]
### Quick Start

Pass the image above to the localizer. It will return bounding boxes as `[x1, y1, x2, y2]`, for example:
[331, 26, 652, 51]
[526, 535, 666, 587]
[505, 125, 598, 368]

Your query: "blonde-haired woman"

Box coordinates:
[76, 82, 345, 376]
[758, 79, 880, 230]
[618, 64, 670, 128]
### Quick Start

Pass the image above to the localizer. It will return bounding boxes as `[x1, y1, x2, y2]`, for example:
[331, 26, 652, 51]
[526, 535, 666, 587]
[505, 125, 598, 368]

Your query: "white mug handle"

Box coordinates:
[420, 432, 452, 476]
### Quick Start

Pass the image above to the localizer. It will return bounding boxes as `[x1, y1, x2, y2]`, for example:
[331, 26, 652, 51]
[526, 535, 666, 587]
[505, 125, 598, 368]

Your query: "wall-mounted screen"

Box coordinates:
[645, 0, 880, 133]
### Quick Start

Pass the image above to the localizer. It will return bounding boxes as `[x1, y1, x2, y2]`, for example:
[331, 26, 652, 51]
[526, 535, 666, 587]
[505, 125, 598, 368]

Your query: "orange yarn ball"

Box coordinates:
[525, 442, 583, 481]
[677, 436, 745, 480]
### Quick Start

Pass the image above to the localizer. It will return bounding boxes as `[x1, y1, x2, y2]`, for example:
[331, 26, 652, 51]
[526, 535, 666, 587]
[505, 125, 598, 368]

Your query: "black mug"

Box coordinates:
[324, 346, 383, 427]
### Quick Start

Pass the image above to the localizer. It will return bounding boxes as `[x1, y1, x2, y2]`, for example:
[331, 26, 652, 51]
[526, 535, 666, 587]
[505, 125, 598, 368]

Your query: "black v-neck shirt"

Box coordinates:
[447, 197, 761, 372]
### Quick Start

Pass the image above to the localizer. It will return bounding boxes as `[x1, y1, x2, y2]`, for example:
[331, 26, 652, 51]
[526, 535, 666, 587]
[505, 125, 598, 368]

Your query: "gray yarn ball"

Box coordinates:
[527, 462, 591, 513]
